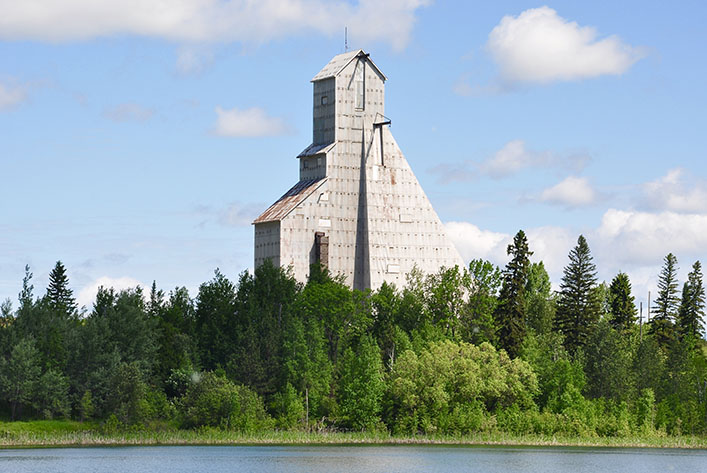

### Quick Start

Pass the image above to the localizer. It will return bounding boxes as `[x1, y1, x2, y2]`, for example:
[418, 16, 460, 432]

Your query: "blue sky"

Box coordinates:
[1, 1, 706, 310]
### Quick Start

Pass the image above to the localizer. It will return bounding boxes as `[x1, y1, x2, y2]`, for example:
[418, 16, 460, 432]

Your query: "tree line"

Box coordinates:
[0, 232, 705, 437]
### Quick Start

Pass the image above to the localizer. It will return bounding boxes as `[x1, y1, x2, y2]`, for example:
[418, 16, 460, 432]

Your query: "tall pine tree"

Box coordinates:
[556, 235, 600, 355]
[46, 261, 77, 317]
[650, 253, 679, 346]
[495, 230, 532, 358]
[677, 260, 705, 340]
[608, 272, 637, 332]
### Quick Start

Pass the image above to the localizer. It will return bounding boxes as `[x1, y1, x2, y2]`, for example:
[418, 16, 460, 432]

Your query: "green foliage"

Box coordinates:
[387, 341, 538, 434]
[153, 286, 196, 387]
[46, 261, 77, 317]
[464, 259, 501, 344]
[583, 319, 634, 401]
[337, 334, 385, 430]
[496, 230, 532, 358]
[281, 309, 332, 423]
[179, 372, 272, 431]
[105, 362, 152, 425]
[79, 391, 94, 422]
[556, 235, 601, 354]
[33, 369, 70, 420]
[371, 282, 401, 367]
[524, 262, 555, 335]
[270, 383, 305, 429]
[0, 338, 41, 420]
[650, 253, 680, 346]
[194, 269, 237, 371]
[228, 261, 299, 396]
[677, 261, 705, 340]
[5, 257, 707, 439]
[609, 272, 637, 331]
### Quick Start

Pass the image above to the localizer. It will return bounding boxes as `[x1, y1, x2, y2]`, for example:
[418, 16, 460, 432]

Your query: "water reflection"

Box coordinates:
[1, 445, 705, 473]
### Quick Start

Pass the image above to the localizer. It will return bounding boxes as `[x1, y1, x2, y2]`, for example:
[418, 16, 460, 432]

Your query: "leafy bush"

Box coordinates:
[179, 372, 272, 431]
[386, 341, 538, 434]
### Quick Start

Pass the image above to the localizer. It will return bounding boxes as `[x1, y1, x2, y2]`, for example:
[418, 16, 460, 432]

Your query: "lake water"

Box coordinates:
[1, 445, 706, 473]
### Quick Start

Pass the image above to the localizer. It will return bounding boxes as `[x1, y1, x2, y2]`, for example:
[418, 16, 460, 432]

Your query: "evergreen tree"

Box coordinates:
[555, 235, 600, 355]
[46, 261, 77, 316]
[677, 261, 705, 340]
[495, 230, 532, 358]
[18, 265, 34, 319]
[609, 272, 637, 331]
[650, 253, 680, 346]
[525, 261, 556, 335]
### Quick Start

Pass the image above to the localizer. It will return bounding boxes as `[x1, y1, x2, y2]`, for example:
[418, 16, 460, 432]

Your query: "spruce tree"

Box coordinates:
[495, 230, 532, 358]
[649, 253, 679, 346]
[46, 261, 77, 316]
[608, 272, 637, 331]
[555, 235, 600, 355]
[677, 261, 705, 340]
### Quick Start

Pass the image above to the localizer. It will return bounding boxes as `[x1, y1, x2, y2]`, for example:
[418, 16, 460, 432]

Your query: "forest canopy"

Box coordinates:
[0, 233, 705, 438]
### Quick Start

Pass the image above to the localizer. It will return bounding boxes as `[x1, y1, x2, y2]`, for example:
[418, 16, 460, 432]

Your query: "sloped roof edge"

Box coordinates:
[253, 178, 327, 224]
[311, 49, 387, 82]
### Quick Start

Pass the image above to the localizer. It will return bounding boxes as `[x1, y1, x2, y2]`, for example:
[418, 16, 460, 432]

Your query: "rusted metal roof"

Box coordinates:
[297, 141, 336, 158]
[311, 49, 387, 82]
[253, 178, 326, 224]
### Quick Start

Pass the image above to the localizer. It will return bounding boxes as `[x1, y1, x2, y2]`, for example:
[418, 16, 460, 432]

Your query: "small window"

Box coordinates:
[321, 95, 328, 105]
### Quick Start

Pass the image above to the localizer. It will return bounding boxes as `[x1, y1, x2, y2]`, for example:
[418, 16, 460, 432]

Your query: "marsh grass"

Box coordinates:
[2, 420, 707, 449]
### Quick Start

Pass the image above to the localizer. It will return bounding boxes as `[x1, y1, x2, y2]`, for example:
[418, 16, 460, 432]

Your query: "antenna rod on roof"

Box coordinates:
[345, 27, 348, 52]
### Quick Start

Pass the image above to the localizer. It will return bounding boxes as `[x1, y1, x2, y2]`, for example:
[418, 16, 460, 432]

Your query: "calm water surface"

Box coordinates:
[1, 445, 705, 473]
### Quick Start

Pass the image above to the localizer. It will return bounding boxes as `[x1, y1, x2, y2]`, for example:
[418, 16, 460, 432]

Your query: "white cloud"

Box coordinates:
[525, 226, 576, 276]
[641, 168, 707, 213]
[445, 222, 574, 283]
[0, 0, 430, 50]
[480, 140, 531, 178]
[487, 6, 644, 84]
[430, 140, 590, 182]
[0, 82, 27, 110]
[77, 276, 146, 309]
[446, 221, 510, 265]
[176, 45, 215, 75]
[539, 176, 597, 207]
[214, 106, 288, 137]
[596, 209, 707, 265]
[103, 103, 154, 122]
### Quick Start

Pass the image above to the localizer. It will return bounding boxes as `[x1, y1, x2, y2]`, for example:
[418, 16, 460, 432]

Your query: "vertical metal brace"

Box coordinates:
[373, 113, 391, 166]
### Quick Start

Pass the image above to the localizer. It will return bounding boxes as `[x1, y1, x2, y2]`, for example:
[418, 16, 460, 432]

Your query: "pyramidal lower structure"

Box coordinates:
[253, 50, 464, 290]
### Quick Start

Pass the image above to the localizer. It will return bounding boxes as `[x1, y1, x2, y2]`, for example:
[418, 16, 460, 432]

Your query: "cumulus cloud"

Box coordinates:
[596, 209, 707, 265]
[445, 221, 574, 282]
[76, 276, 146, 309]
[446, 221, 510, 264]
[103, 103, 154, 122]
[214, 106, 288, 137]
[641, 168, 707, 213]
[0, 82, 27, 110]
[487, 6, 644, 84]
[0, 0, 430, 50]
[430, 140, 590, 182]
[539, 176, 597, 207]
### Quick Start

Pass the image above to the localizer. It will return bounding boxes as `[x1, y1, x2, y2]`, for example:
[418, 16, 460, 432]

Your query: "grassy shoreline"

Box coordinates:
[2, 421, 707, 449]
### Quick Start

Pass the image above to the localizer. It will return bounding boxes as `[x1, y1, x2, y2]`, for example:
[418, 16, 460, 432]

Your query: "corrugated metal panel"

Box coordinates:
[311, 49, 387, 82]
[253, 178, 326, 224]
